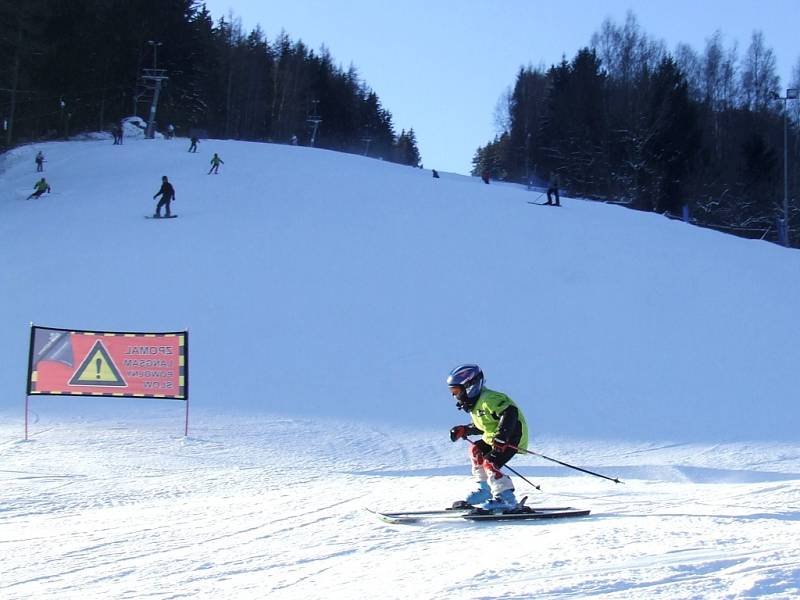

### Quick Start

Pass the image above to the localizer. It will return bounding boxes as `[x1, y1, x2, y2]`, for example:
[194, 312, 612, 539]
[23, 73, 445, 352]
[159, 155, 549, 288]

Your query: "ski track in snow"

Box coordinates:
[2, 413, 800, 599]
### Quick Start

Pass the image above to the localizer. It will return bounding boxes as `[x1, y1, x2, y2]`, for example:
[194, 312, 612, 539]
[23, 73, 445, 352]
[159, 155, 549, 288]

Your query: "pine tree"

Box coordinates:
[395, 128, 421, 166]
[0, 2, 415, 167]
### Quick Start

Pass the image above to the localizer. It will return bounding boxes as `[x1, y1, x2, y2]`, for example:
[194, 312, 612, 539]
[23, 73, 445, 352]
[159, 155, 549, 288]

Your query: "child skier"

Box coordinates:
[447, 364, 528, 510]
[208, 153, 224, 174]
[27, 178, 51, 199]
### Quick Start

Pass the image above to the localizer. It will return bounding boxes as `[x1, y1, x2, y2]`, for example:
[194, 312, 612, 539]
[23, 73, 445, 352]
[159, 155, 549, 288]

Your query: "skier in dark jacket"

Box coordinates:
[152, 176, 175, 217]
[447, 364, 528, 510]
[546, 170, 561, 206]
[35, 151, 45, 172]
[188, 136, 198, 152]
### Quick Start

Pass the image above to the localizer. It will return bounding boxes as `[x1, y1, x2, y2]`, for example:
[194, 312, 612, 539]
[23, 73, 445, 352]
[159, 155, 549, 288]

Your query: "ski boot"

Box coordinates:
[451, 481, 490, 509]
[481, 489, 518, 512]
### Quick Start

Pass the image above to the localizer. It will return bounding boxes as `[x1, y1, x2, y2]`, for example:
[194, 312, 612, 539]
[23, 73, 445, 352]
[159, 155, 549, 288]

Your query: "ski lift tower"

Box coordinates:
[142, 41, 168, 139]
[361, 127, 373, 156]
[307, 100, 322, 147]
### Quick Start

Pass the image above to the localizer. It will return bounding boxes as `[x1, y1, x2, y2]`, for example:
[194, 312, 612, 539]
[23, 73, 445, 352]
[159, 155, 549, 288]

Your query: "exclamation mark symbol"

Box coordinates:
[95, 358, 102, 379]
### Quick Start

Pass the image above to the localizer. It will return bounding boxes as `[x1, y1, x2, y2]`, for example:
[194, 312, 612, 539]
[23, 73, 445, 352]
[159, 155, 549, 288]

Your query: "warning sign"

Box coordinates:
[27, 326, 188, 399]
[68, 340, 126, 387]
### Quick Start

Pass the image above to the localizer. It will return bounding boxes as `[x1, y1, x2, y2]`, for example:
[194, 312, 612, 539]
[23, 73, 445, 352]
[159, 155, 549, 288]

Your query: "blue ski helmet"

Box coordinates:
[446, 364, 484, 410]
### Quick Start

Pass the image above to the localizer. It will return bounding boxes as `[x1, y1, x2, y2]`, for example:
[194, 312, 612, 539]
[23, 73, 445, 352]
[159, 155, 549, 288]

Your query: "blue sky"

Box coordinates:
[202, 1, 798, 175]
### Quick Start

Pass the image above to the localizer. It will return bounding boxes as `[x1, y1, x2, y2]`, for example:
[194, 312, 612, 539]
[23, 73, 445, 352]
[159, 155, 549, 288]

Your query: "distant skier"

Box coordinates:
[117, 122, 124, 145]
[447, 364, 528, 510]
[152, 175, 175, 217]
[290, 134, 298, 145]
[208, 153, 224, 174]
[545, 170, 561, 206]
[35, 151, 45, 172]
[27, 177, 51, 199]
[166, 124, 175, 139]
[481, 170, 490, 184]
[188, 136, 198, 153]
[432, 169, 440, 179]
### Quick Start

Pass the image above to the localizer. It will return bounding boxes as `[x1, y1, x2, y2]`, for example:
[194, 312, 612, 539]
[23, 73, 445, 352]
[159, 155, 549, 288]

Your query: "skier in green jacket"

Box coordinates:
[27, 177, 51, 199]
[447, 364, 528, 510]
[208, 153, 224, 174]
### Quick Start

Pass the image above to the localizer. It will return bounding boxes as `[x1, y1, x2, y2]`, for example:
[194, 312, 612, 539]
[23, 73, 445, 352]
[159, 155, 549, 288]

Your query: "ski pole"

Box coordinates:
[465, 438, 541, 491]
[505, 442, 623, 484]
[500, 462, 542, 491]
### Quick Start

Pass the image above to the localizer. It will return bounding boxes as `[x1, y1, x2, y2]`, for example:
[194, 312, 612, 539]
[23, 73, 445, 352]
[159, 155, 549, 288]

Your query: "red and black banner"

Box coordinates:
[27, 325, 188, 400]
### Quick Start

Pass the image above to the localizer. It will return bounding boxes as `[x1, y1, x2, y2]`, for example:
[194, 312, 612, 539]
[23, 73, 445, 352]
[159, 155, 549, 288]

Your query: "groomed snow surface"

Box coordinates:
[1, 129, 799, 598]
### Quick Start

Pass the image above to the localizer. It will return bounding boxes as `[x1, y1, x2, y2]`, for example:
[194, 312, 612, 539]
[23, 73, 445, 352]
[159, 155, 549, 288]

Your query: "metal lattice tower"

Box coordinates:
[142, 41, 168, 139]
[307, 100, 322, 147]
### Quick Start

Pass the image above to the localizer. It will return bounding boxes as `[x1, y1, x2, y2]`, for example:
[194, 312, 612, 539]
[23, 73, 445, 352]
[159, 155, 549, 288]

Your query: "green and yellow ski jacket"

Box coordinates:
[469, 388, 528, 450]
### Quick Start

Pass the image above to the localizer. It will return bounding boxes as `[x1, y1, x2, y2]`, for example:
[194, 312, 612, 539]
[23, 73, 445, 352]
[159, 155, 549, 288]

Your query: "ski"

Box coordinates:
[463, 507, 590, 521]
[365, 507, 472, 524]
[145, 215, 178, 219]
[368, 506, 589, 524]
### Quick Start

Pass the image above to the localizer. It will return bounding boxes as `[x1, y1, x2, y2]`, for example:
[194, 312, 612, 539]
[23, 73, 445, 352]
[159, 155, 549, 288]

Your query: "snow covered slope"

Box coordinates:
[2, 414, 800, 599]
[1, 133, 798, 441]
[1, 134, 799, 599]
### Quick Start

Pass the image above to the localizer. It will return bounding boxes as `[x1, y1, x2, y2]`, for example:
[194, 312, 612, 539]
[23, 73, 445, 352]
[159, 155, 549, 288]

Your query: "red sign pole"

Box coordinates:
[183, 328, 190, 437]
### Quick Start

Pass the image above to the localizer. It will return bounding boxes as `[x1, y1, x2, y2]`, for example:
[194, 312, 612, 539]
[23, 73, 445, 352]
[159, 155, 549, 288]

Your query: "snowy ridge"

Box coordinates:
[1, 135, 799, 598]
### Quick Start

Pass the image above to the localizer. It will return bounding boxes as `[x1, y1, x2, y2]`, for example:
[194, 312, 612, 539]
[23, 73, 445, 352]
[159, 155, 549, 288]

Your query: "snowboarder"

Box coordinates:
[447, 364, 528, 510]
[35, 151, 45, 172]
[188, 136, 198, 153]
[152, 175, 175, 217]
[546, 170, 561, 206]
[208, 153, 224, 174]
[27, 177, 51, 199]
[432, 169, 440, 179]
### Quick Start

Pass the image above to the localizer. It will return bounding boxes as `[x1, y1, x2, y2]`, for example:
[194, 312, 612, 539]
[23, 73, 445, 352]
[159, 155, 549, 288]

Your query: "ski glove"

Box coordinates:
[485, 438, 514, 465]
[492, 438, 509, 452]
[450, 424, 482, 442]
[450, 425, 468, 442]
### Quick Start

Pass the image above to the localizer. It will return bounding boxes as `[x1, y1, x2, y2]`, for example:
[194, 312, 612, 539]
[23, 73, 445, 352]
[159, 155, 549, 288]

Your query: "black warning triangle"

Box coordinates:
[69, 340, 127, 387]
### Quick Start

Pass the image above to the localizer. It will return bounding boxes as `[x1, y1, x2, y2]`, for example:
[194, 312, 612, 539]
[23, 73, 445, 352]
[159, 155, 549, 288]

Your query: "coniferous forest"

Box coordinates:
[0, 0, 421, 166]
[473, 13, 800, 246]
[3, 4, 798, 245]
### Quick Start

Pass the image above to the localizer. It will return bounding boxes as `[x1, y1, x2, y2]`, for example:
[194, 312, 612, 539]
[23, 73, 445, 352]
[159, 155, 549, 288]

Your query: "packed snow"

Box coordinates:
[1, 128, 799, 599]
